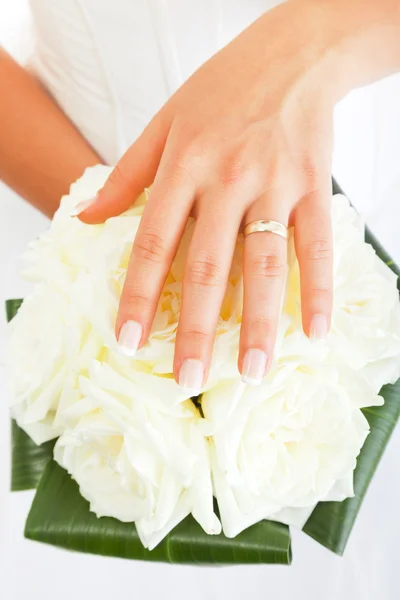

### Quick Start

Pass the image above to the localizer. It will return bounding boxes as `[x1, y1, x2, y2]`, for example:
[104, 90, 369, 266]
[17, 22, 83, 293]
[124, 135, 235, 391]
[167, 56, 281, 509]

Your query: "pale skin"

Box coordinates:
[3, 0, 400, 392]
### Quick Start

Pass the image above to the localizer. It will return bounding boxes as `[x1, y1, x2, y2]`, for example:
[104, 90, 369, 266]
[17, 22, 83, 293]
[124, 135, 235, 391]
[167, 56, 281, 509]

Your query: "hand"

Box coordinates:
[76, 0, 400, 391]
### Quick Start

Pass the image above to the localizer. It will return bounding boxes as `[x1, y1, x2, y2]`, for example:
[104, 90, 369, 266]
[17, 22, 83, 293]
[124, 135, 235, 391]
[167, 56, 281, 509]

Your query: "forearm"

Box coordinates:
[249, 0, 400, 108]
[0, 49, 102, 218]
[303, 0, 400, 92]
[289, 0, 400, 98]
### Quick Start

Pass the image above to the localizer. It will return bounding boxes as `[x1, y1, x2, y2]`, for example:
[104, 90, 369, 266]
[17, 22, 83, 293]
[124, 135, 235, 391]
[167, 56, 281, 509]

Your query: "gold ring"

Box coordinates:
[244, 220, 288, 240]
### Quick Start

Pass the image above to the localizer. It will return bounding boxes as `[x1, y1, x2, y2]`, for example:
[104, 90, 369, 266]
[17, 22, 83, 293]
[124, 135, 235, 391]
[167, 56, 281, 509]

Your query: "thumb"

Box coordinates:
[77, 113, 170, 224]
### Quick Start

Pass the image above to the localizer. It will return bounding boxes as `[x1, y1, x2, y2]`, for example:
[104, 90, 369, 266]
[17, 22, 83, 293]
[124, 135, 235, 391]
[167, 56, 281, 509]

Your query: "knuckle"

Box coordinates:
[250, 315, 275, 332]
[170, 158, 193, 183]
[221, 160, 263, 191]
[251, 253, 287, 279]
[133, 230, 166, 264]
[179, 135, 205, 161]
[187, 254, 224, 288]
[220, 151, 253, 188]
[121, 289, 151, 310]
[170, 137, 207, 181]
[179, 327, 210, 343]
[303, 239, 332, 262]
[167, 156, 198, 191]
[221, 161, 247, 187]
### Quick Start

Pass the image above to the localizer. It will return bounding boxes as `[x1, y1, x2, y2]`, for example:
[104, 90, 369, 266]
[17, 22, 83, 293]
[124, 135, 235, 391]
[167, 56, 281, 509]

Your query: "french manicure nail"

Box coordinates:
[309, 313, 328, 340]
[71, 195, 98, 217]
[241, 348, 268, 385]
[179, 359, 204, 394]
[118, 320, 143, 356]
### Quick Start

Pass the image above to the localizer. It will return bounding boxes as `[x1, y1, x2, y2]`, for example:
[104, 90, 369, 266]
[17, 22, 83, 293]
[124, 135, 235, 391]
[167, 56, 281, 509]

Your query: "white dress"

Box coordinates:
[0, 1, 399, 599]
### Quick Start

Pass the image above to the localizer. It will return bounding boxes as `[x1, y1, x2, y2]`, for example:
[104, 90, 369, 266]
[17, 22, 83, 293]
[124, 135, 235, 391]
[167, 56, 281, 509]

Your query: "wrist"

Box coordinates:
[295, 0, 400, 100]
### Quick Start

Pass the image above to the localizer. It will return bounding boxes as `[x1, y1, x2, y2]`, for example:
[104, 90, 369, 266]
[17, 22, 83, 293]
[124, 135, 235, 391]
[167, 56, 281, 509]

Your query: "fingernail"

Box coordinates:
[309, 314, 328, 340]
[179, 359, 204, 394]
[241, 348, 267, 385]
[71, 195, 98, 217]
[118, 320, 143, 356]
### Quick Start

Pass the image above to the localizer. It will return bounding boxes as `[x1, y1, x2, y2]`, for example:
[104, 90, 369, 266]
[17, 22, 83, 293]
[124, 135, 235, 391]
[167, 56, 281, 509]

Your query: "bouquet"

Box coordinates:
[5, 166, 400, 564]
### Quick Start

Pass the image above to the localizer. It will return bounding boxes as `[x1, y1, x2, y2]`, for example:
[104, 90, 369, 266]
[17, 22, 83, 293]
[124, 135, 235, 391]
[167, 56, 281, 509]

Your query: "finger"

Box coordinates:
[76, 112, 170, 223]
[116, 160, 196, 355]
[174, 191, 243, 393]
[239, 196, 289, 384]
[293, 186, 333, 340]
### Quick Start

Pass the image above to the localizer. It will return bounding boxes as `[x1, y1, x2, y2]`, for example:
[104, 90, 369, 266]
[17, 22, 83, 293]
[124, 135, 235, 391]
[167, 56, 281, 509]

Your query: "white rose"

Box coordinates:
[202, 336, 382, 538]
[286, 194, 400, 392]
[54, 360, 220, 550]
[6, 283, 104, 444]
[6, 166, 400, 548]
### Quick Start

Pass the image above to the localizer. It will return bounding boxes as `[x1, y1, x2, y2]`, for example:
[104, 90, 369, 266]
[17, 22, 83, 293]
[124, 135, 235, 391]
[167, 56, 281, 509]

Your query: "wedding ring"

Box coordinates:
[243, 220, 288, 240]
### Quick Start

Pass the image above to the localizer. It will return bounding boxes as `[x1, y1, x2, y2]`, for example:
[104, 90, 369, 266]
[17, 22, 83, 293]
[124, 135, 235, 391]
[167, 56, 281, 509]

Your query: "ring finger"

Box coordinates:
[239, 196, 290, 384]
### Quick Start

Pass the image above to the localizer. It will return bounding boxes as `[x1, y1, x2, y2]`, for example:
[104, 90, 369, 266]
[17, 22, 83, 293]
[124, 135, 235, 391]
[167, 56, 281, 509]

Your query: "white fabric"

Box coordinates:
[27, 0, 276, 164]
[0, 1, 400, 599]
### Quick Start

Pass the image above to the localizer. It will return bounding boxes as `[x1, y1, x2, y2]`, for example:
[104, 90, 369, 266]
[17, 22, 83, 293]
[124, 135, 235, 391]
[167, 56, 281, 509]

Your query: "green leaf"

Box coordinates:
[25, 461, 292, 564]
[6, 299, 55, 491]
[5, 298, 23, 322]
[11, 419, 55, 491]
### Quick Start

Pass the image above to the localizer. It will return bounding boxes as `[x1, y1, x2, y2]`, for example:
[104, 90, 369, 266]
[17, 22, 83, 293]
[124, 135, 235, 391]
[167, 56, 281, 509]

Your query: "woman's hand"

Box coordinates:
[77, 0, 400, 392]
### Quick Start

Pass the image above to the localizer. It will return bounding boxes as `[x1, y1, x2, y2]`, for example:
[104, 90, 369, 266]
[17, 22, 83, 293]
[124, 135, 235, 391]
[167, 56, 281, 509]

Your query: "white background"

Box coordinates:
[0, 2, 399, 599]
